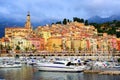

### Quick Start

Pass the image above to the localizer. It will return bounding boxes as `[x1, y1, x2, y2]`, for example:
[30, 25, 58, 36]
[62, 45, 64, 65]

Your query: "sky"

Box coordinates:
[0, 0, 120, 23]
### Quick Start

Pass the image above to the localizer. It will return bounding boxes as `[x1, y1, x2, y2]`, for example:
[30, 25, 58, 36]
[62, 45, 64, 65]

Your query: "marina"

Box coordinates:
[0, 6, 120, 80]
[0, 0, 120, 80]
[0, 55, 119, 80]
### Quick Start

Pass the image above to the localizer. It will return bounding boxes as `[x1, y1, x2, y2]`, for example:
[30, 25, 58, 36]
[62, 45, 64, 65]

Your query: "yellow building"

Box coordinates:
[65, 38, 71, 51]
[4, 12, 34, 53]
[5, 12, 33, 38]
[73, 39, 81, 52]
[11, 37, 32, 52]
[65, 38, 81, 52]
[46, 37, 62, 52]
[39, 30, 51, 44]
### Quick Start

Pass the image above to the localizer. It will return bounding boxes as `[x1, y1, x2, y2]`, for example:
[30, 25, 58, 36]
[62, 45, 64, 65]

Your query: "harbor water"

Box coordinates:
[0, 65, 120, 80]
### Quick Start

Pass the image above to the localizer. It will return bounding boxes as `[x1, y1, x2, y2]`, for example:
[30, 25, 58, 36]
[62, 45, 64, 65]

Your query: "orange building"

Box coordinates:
[117, 39, 120, 51]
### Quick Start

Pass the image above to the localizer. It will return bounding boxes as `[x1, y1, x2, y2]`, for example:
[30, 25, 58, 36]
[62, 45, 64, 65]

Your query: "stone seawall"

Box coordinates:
[84, 70, 120, 75]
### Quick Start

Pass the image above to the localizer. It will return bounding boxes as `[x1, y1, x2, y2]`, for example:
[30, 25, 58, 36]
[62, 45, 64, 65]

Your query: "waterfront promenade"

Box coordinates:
[0, 51, 120, 60]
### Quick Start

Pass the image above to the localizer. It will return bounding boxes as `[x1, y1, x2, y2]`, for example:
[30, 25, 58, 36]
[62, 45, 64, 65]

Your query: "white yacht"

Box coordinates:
[0, 59, 22, 68]
[36, 60, 86, 72]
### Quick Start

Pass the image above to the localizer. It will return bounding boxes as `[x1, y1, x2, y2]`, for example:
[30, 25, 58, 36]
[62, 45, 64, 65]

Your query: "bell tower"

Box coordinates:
[25, 11, 32, 29]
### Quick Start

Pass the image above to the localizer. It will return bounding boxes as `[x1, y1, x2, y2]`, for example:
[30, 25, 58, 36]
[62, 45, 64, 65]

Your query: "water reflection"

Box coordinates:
[0, 65, 34, 80]
[83, 73, 120, 80]
[34, 71, 120, 80]
[33, 71, 84, 80]
[0, 65, 120, 80]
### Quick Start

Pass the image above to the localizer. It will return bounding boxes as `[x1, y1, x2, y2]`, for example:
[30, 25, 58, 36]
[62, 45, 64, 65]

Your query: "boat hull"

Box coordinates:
[37, 65, 84, 72]
[0, 64, 22, 68]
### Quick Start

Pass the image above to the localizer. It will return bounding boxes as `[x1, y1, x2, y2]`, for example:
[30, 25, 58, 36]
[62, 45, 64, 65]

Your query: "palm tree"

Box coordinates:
[25, 47, 29, 53]
[32, 44, 36, 53]
[16, 45, 20, 50]
[53, 43, 56, 52]
[6, 44, 12, 53]
[15, 45, 21, 53]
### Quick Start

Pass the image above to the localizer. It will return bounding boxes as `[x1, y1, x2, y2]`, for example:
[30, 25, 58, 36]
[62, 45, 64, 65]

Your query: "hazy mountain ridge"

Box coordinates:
[88, 15, 120, 23]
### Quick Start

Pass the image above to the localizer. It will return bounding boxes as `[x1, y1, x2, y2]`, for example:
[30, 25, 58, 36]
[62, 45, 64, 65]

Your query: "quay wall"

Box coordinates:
[0, 53, 120, 60]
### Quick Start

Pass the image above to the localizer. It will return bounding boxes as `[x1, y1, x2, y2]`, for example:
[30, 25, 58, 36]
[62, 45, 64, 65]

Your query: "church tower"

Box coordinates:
[25, 12, 32, 29]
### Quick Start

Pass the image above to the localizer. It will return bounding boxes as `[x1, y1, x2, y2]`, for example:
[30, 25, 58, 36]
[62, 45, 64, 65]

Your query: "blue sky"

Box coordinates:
[0, 0, 120, 23]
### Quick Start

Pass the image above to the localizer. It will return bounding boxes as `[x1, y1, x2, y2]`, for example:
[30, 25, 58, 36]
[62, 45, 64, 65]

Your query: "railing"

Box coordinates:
[0, 50, 120, 57]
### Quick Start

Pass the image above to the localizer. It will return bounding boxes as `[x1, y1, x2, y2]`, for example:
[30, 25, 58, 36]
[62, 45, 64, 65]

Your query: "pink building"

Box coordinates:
[28, 37, 45, 51]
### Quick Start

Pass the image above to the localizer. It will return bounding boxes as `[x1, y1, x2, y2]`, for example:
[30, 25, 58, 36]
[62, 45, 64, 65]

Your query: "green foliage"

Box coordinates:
[15, 45, 20, 50]
[117, 58, 120, 62]
[116, 32, 120, 37]
[15, 54, 19, 59]
[0, 44, 4, 50]
[90, 20, 120, 37]
[115, 21, 120, 27]
[56, 21, 62, 24]
[6, 44, 12, 50]
[73, 17, 84, 23]
[85, 20, 88, 25]
[25, 47, 29, 52]
[63, 18, 67, 24]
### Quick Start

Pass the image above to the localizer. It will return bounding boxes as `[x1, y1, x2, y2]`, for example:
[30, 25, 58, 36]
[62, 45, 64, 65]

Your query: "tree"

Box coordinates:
[73, 17, 80, 22]
[63, 18, 67, 24]
[0, 44, 3, 50]
[107, 27, 116, 35]
[15, 45, 21, 53]
[89, 23, 101, 29]
[32, 44, 36, 53]
[116, 32, 120, 38]
[6, 44, 12, 50]
[15, 45, 20, 50]
[116, 21, 120, 27]
[73, 17, 84, 23]
[25, 47, 29, 53]
[6, 45, 12, 53]
[15, 54, 19, 59]
[73, 17, 77, 22]
[53, 43, 56, 51]
[85, 20, 88, 25]
[80, 18, 84, 23]
[56, 21, 62, 24]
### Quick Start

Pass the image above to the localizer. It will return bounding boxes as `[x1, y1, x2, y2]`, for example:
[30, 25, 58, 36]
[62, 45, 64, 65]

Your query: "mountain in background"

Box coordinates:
[88, 15, 120, 23]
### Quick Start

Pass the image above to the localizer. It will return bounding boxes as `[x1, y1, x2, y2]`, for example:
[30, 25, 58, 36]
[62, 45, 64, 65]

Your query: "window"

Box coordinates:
[53, 62, 65, 65]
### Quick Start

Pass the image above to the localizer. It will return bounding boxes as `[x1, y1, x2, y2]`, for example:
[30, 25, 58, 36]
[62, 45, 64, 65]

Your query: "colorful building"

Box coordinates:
[117, 38, 120, 51]
[11, 37, 31, 52]
[46, 37, 62, 52]
[28, 37, 45, 51]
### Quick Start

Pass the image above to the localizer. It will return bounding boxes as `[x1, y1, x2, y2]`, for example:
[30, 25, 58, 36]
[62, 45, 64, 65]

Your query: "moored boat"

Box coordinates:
[36, 60, 86, 72]
[0, 59, 22, 68]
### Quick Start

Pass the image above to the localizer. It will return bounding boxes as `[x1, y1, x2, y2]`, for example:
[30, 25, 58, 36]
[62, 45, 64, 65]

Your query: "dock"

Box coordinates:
[84, 70, 102, 74]
[84, 70, 120, 75]
[99, 71, 120, 75]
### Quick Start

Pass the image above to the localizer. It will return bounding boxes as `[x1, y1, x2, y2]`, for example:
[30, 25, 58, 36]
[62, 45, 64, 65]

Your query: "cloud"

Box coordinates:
[0, 0, 120, 23]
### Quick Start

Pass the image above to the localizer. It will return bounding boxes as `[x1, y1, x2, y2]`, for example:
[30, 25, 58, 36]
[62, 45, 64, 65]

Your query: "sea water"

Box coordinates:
[0, 65, 119, 80]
